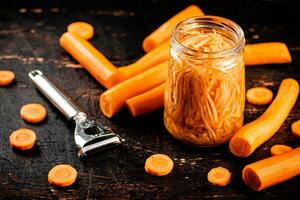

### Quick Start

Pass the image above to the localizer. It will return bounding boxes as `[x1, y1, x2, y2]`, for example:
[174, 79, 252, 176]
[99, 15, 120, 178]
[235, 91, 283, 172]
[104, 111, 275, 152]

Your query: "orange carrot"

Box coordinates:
[142, 5, 204, 52]
[48, 164, 77, 187]
[100, 61, 168, 118]
[270, 144, 292, 156]
[243, 146, 300, 191]
[119, 40, 170, 81]
[144, 154, 174, 176]
[126, 83, 165, 117]
[9, 128, 36, 150]
[291, 119, 300, 138]
[229, 78, 299, 157]
[59, 32, 120, 89]
[246, 87, 273, 105]
[245, 42, 291, 66]
[67, 22, 94, 40]
[0, 70, 15, 86]
[20, 103, 47, 123]
[207, 167, 231, 186]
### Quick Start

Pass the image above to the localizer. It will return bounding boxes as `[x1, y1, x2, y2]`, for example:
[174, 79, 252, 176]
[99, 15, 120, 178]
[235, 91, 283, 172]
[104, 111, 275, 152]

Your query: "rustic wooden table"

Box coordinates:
[1, 0, 300, 199]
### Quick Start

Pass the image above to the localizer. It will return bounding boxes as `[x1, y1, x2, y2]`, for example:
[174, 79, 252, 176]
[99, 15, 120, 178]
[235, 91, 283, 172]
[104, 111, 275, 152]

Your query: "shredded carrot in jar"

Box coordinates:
[164, 17, 245, 146]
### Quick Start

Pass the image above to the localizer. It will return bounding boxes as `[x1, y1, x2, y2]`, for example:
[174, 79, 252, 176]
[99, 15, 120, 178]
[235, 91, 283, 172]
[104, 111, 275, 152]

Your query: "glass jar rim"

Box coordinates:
[171, 15, 245, 59]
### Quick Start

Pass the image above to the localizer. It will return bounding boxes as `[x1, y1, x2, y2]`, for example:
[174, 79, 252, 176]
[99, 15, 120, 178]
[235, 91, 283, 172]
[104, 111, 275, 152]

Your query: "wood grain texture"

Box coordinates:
[1, 0, 300, 199]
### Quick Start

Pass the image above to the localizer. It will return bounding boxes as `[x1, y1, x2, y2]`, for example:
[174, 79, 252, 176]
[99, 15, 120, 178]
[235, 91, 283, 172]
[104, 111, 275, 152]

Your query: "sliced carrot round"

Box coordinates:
[20, 103, 47, 123]
[144, 154, 174, 176]
[291, 119, 300, 138]
[207, 167, 231, 186]
[0, 70, 15, 86]
[270, 144, 292, 156]
[246, 87, 273, 105]
[9, 128, 36, 150]
[48, 164, 77, 187]
[67, 22, 94, 40]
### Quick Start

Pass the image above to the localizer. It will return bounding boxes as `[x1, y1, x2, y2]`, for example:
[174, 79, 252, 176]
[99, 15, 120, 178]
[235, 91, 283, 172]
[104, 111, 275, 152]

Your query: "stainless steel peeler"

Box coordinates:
[28, 70, 122, 157]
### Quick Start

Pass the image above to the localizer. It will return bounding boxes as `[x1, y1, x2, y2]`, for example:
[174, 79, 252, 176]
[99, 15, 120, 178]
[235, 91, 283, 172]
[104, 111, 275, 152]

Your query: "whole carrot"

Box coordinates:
[245, 42, 291, 65]
[100, 61, 168, 118]
[119, 40, 170, 81]
[229, 78, 299, 157]
[243, 146, 300, 191]
[142, 5, 204, 52]
[59, 32, 120, 89]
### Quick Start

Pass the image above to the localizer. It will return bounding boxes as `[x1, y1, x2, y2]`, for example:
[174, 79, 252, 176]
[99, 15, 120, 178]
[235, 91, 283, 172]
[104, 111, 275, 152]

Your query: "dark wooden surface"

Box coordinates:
[1, 0, 300, 199]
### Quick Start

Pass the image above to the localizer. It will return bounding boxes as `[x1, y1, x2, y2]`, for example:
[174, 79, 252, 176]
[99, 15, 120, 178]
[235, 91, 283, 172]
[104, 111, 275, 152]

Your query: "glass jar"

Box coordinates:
[164, 16, 245, 146]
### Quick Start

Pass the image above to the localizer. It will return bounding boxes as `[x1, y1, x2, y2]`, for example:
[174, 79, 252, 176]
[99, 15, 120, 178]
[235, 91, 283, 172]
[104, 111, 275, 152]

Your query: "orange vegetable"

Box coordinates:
[126, 83, 165, 117]
[119, 40, 170, 81]
[245, 42, 292, 66]
[142, 5, 204, 52]
[243, 146, 300, 191]
[20, 103, 47, 123]
[9, 128, 36, 150]
[291, 119, 300, 138]
[67, 22, 94, 40]
[144, 154, 174, 176]
[0, 70, 15, 86]
[207, 167, 231, 186]
[270, 144, 292, 156]
[229, 78, 299, 157]
[48, 164, 77, 187]
[59, 32, 120, 89]
[246, 87, 273, 105]
[100, 61, 168, 118]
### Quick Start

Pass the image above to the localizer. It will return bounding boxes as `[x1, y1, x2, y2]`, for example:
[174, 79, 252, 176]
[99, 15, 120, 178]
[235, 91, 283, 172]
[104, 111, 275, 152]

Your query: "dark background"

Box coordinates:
[1, 0, 300, 199]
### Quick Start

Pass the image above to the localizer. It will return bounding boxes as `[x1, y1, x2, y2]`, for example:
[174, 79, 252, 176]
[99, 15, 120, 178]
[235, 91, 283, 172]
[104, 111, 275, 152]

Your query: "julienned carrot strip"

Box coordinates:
[142, 5, 204, 52]
[229, 78, 299, 157]
[243, 146, 300, 191]
[119, 40, 170, 81]
[126, 83, 165, 117]
[245, 42, 292, 65]
[100, 61, 168, 118]
[59, 32, 120, 89]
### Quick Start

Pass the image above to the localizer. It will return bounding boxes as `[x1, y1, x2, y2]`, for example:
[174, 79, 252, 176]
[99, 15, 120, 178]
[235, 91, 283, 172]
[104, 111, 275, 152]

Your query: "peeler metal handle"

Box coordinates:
[28, 70, 83, 120]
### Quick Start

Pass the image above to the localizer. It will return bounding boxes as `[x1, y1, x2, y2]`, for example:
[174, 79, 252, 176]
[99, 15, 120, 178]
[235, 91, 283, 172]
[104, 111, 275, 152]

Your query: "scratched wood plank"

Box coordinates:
[1, 0, 300, 199]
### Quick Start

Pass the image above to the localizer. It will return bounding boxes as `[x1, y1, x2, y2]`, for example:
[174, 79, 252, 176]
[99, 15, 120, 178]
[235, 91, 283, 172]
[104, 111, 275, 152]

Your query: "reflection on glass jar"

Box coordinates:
[164, 16, 246, 146]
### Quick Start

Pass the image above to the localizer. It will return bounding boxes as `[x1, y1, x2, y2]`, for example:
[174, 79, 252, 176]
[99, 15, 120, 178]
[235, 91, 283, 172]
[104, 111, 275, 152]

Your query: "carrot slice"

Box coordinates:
[144, 154, 174, 176]
[59, 32, 120, 89]
[291, 119, 300, 138]
[126, 83, 165, 117]
[229, 78, 299, 157]
[245, 42, 291, 65]
[143, 5, 204, 52]
[100, 61, 168, 118]
[207, 167, 231, 186]
[48, 164, 77, 187]
[20, 103, 47, 123]
[0, 70, 15, 86]
[67, 22, 94, 40]
[246, 87, 273, 105]
[9, 128, 36, 150]
[119, 40, 170, 81]
[270, 144, 292, 156]
[243, 146, 300, 191]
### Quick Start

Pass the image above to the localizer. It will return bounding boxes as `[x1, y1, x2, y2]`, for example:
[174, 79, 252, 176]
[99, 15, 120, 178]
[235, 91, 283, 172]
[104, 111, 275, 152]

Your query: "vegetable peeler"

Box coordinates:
[28, 70, 122, 157]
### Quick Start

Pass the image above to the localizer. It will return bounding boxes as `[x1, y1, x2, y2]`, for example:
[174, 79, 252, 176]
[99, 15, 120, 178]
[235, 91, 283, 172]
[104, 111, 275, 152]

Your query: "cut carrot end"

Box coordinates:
[229, 137, 252, 157]
[270, 144, 292, 156]
[0, 70, 15, 86]
[291, 119, 300, 138]
[9, 128, 36, 150]
[246, 87, 273, 105]
[99, 94, 114, 118]
[20, 103, 47, 123]
[48, 164, 77, 187]
[207, 167, 231, 187]
[145, 154, 174, 176]
[143, 37, 158, 53]
[242, 167, 262, 191]
[67, 22, 94, 40]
